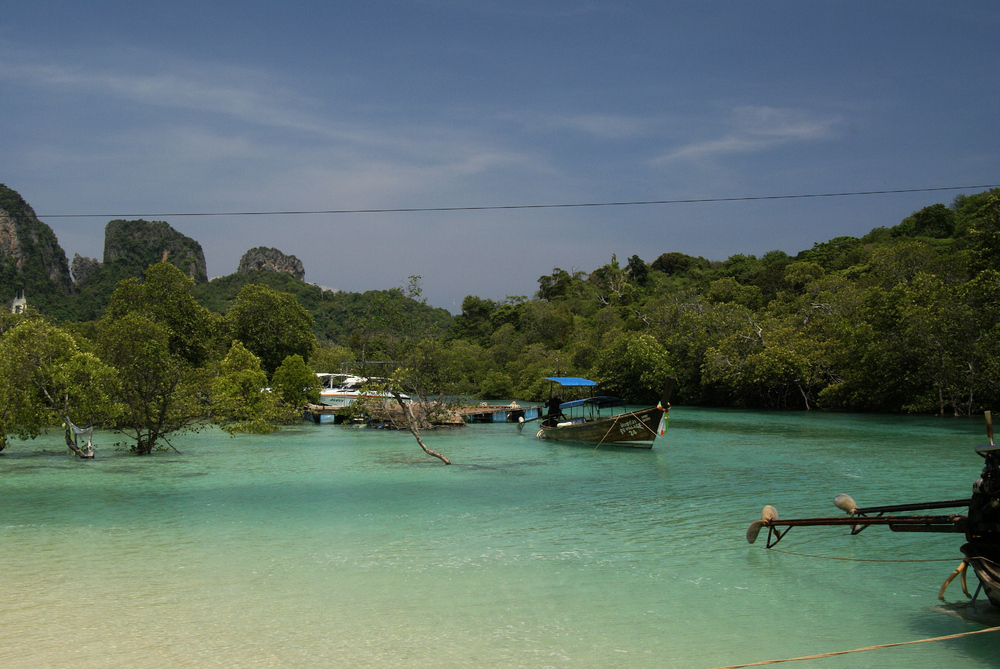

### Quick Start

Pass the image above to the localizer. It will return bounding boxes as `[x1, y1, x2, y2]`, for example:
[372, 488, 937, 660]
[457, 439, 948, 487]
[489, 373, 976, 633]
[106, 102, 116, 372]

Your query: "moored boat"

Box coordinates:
[519, 376, 674, 448]
[963, 442, 1000, 607]
[316, 373, 410, 407]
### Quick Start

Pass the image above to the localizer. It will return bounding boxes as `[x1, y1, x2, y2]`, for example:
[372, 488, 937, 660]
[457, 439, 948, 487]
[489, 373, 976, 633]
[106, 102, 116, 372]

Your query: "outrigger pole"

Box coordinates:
[746, 498, 970, 549]
[745, 413, 1000, 549]
[745, 412, 1000, 609]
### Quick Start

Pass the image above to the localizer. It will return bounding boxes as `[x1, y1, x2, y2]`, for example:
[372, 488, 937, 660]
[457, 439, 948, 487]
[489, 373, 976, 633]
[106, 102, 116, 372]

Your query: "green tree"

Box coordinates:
[590, 254, 637, 306]
[704, 277, 763, 310]
[223, 283, 316, 375]
[271, 354, 322, 407]
[309, 341, 354, 373]
[212, 342, 295, 433]
[103, 262, 218, 366]
[0, 318, 119, 457]
[640, 292, 755, 404]
[590, 330, 673, 404]
[893, 203, 956, 239]
[448, 295, 497, 346]
[518, 300, 575, 349]
[702, 312, 832, 409]
[650, 251, 712, 277]
[625, 254, 649, 286]
[99, 313, 206, 454]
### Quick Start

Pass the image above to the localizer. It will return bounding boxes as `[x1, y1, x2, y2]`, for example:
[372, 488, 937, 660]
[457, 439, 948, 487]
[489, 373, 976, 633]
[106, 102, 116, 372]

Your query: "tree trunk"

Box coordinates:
[797, 383, 811, 411]
[63, 425, 94, 459]
[395, 395, 450, 465]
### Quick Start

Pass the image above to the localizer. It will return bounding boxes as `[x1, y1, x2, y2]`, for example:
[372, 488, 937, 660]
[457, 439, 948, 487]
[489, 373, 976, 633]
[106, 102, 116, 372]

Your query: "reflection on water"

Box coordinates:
[1, 409, 996, 668]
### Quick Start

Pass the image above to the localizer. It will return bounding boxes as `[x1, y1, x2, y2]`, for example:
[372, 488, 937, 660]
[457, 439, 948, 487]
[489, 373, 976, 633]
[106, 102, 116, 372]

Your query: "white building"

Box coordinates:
[11, 291, 27, 314]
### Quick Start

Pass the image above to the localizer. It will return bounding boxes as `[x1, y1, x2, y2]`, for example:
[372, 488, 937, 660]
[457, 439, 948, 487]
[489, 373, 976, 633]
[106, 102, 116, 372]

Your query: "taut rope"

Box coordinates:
[708, 625, 1000, 669]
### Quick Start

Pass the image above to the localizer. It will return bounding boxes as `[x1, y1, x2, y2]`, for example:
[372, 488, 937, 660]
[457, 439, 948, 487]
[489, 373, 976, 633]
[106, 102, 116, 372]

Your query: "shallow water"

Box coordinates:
[2, 408, 998, 668]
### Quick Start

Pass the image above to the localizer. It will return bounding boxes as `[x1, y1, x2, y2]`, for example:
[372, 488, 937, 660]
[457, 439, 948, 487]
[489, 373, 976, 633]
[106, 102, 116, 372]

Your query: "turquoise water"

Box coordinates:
[2, 408, 998, 668]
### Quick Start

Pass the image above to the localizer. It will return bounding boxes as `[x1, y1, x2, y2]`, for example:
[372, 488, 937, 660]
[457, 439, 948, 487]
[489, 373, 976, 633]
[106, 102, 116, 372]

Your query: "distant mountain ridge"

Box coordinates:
[1, 184, 307, 318]
[0, 184, 458, 344]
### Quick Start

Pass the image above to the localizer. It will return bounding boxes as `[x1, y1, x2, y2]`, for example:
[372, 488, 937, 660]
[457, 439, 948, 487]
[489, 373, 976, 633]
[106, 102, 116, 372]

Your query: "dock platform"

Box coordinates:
[303, 402, 542, 425]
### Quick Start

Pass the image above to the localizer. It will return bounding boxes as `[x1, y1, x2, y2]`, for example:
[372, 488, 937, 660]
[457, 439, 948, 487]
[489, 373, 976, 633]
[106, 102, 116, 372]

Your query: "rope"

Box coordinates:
[592, 414, 622, 451]
[592, 407, 666, 450]
[708, 625, 1000, 669]
[763, 547, 961, 563]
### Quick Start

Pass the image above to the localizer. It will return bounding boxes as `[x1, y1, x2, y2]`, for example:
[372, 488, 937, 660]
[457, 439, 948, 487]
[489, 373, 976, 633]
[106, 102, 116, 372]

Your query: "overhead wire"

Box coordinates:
[36, 183, 1000, 219]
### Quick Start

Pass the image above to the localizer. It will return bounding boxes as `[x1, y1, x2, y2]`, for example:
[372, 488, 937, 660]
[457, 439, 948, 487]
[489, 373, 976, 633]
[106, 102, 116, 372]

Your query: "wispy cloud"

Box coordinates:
[0, 56, 370, 143]
[495, 109, 665, 142]
[0, 51, 549, 202]
[546, 113, 659, 139]
[651, 105, 842, 164]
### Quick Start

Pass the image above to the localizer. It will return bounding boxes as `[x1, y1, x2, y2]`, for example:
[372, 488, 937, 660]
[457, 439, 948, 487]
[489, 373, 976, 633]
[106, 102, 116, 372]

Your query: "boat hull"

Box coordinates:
[963, 541, 1000, 608]
[538, 406, 665, 448]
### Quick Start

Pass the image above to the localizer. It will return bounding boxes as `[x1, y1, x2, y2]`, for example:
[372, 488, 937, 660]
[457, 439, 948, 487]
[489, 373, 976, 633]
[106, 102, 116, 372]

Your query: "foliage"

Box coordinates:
[192, 269, 452, 345]
[8, 183, 1000, 420]
[103, 262, 219, 365]
[211, 342, 295, 434]
[589, 330, 673, 404]
[98, 312, 206, 454]
[271, 354, 322, 407]
[222, 283, 316, 375]
[0, 317, 119, 453]
[308, 341, 355, 373]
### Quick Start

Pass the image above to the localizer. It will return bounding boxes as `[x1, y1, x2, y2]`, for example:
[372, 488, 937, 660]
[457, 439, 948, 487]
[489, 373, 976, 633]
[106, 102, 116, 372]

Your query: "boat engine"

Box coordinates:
[969, 445, 1000, 536]
[963, 445, 1000, 607]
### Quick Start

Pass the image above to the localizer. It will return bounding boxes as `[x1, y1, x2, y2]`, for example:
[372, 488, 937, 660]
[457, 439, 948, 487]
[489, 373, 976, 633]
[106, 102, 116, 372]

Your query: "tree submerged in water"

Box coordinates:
[97, 263, 216, 454]
[0, 316, 119, 458]
[347, 374, 453, 465]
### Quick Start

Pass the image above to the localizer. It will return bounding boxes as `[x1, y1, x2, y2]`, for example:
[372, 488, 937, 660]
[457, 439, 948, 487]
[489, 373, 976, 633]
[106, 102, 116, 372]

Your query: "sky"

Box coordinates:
[1, 1, 998, 312]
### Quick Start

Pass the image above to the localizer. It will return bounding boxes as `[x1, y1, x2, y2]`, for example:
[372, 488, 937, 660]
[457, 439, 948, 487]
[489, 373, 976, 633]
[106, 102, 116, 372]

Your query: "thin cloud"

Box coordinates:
[497, 110, 663, 140]
[549, 113, 658, 139]
[652, 105, 842, 164]
[0, 56, 372, 145]
[0, 51, 549, 196]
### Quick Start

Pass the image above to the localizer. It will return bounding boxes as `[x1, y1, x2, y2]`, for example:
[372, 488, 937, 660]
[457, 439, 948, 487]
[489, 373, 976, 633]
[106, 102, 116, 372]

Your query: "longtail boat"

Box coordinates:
[745, 412, 1000, 609]
[517, 376, 674, 449]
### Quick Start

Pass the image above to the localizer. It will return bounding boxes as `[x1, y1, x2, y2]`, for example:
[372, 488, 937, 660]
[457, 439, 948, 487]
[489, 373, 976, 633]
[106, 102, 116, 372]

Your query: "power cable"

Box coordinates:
[37, 184, 1000, 219]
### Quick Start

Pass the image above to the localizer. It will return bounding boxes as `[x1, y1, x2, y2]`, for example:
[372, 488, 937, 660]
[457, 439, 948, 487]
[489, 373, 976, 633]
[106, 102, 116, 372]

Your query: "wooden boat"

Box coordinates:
[745, 412, 1000, 609]
[519, 376, 673, 449]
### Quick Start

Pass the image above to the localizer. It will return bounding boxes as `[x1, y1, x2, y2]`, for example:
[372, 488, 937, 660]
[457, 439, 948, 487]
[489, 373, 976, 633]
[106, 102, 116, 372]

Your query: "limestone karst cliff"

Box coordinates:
[238, 246, 306, 281]
[101, 218, 208, 283]
[0, 183, 73, 307]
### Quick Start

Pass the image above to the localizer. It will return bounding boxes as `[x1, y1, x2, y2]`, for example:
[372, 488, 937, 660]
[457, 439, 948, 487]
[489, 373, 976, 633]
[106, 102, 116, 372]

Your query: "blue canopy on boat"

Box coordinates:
[559, 396, 626, 409]
[544, 377, 597, 387]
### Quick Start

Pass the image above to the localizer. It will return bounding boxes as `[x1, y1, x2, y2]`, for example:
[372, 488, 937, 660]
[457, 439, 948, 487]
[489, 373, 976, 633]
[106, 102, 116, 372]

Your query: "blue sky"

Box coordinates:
[2, 1, 998, 311]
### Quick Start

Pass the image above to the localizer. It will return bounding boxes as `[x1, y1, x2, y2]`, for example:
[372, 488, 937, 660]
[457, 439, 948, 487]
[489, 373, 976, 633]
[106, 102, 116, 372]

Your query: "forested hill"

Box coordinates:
[444, 188, 1000, 413]
[0, 183, 452, 335]
[3, 181, 1000, 414]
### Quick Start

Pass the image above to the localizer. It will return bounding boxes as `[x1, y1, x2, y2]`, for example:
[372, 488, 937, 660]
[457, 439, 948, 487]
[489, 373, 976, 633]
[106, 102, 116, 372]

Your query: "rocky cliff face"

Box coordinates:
[0, 184, 73, 302]
[103, 219, 208, 283]
[70, 253, 103, 285]
[238, 246, 305, 281]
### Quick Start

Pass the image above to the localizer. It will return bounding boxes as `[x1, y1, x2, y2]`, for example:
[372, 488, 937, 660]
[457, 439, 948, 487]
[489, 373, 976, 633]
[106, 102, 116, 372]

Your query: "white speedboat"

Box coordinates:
[316, 373, 409, 407]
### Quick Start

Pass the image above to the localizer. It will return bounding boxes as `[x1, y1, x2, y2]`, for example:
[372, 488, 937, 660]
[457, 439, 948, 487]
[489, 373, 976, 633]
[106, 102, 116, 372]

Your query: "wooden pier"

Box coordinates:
[454, 402, 543, 424]
[303, 401, 542, 426]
